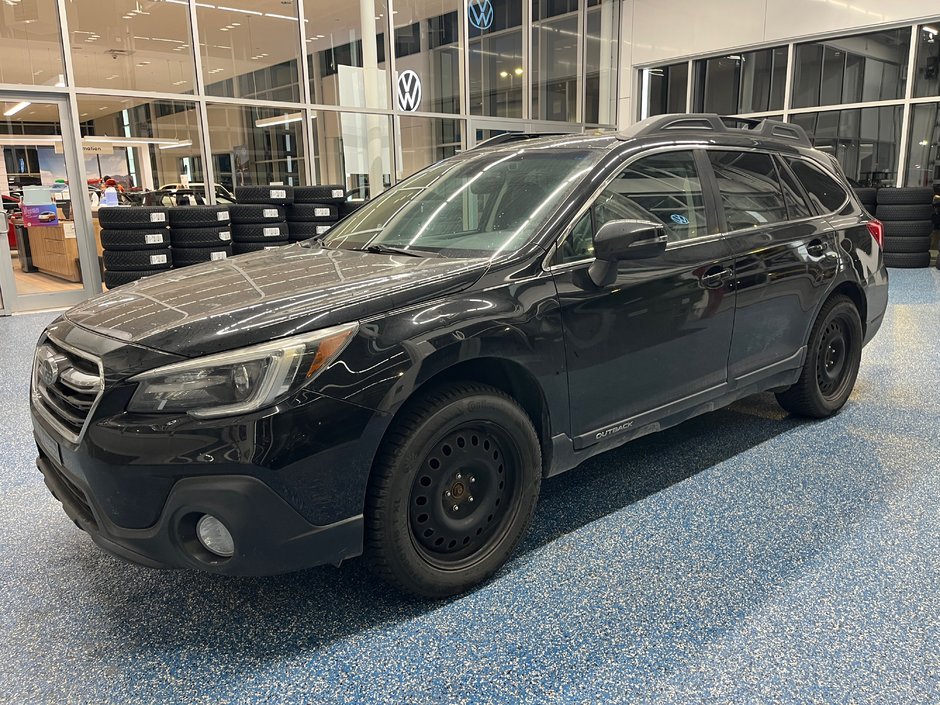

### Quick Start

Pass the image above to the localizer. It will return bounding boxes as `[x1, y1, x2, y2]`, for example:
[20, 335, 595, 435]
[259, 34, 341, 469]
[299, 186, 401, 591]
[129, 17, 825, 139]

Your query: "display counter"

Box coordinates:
[24, 222, 81, 282]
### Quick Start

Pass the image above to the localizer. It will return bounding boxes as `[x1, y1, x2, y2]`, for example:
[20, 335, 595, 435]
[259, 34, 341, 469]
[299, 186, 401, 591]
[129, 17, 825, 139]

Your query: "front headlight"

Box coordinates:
[127, 322, 357, 418]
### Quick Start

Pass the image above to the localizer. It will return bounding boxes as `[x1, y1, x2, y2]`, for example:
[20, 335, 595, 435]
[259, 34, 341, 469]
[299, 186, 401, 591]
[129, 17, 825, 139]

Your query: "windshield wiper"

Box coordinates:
[363, 244, 438, 258]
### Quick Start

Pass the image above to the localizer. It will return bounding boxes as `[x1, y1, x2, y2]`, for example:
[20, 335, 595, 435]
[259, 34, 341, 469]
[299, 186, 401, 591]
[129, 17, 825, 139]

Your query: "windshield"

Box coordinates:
[322, 148, 602, 257]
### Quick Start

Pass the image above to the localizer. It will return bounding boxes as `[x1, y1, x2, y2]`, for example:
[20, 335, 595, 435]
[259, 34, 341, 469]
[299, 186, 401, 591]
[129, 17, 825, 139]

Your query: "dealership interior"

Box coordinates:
[1, 1, 939, 703]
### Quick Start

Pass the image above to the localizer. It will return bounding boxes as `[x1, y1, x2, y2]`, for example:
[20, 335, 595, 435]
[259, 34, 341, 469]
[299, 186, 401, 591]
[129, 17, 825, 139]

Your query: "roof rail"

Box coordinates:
[471, 132, 566, 149]
[624, 113, 812, 147]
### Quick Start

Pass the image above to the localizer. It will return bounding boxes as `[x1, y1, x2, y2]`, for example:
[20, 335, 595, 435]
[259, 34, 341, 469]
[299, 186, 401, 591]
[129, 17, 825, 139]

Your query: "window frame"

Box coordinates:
[781, 155, 852, 217]
[544, 144, 723, 271]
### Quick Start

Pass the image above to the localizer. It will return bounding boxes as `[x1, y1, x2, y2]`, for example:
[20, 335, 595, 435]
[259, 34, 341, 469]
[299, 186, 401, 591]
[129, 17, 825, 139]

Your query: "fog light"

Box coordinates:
[196, 514, 234, 557]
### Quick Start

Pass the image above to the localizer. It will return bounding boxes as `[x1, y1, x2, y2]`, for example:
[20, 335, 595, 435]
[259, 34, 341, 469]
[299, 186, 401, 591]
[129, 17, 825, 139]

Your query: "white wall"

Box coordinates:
[618, 0, 940, 126]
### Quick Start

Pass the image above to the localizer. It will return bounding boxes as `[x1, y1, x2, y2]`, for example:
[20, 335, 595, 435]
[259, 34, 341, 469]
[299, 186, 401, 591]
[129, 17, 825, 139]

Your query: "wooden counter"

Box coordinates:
[26, 223, 82, 282]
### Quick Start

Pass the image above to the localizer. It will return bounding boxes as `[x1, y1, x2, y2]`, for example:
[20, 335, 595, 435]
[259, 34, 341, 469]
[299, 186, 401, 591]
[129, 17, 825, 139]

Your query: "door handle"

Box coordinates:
[807, 239, 828, 256]
[700, 267, 732, 288]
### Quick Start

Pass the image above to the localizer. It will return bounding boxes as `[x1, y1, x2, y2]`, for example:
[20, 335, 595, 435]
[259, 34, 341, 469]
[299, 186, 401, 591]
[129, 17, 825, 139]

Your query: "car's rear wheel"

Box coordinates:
[775, 295, 862, 418]
[366, 383, 541, 598]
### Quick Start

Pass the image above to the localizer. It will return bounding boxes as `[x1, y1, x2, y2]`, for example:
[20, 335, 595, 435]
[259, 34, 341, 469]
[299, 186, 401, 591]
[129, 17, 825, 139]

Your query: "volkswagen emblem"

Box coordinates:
[468, 0, 494, 30]
[37, 346, 65, 387]
[397, 69, 422, 112]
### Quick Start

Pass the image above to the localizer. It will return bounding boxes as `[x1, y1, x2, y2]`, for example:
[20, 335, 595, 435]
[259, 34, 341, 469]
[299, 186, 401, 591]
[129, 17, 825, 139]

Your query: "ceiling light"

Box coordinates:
[924, 26, 938, 35]
[499, 71, 508, 78]
[255, 112, 303, 127]
[265, 13, 296, 20]
[217, 6, 263, 15]
[920, 139, 930, 146]
[3, 101, 31, 117]
[159, 140, 192, 150]
[172, 80, 188, 85]
[514, 67, 523, 76]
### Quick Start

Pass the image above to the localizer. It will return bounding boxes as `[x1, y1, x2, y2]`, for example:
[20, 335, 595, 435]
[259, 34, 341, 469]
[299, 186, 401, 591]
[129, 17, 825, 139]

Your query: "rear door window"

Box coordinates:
[707, 151, 789, 231]
[785, 158, 849, 214]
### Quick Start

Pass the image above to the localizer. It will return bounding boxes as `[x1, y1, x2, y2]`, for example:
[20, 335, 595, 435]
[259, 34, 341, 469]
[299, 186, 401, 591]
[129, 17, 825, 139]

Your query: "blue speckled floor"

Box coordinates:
[2, 270, 940, 704]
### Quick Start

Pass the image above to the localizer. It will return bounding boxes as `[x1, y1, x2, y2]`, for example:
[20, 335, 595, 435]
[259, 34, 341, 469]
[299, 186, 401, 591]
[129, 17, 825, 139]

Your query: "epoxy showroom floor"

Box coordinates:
[2, 269, 939, 705]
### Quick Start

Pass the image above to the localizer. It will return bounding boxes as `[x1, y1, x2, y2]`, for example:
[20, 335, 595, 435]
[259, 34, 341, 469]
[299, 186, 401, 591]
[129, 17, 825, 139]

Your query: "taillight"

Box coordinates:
[867, 218, 884, 248]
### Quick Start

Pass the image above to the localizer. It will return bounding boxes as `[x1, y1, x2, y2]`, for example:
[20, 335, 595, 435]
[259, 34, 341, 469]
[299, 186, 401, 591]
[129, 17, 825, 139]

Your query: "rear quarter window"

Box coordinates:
[785, 158, 849, 214]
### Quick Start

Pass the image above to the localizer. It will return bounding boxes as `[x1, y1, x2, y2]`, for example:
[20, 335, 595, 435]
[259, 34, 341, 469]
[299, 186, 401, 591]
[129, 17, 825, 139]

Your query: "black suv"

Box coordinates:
[31, 115, 888, 597]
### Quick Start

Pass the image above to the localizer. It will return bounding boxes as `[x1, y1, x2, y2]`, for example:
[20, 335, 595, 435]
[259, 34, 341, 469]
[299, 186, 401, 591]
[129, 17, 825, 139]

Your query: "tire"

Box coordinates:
[234, 185, 295, 205]
[286, 203, 339, 222]
[775, 295, 863, 419]
[168, 205, 231, 227]
[875, 204, 933, 221]
[882, 220, 934, 239]
[172, 245, 232, 267]
[97, 206, 168, 229]
[294, 185, 346, 204]
[853, 187, 877, 206]
[288, 221, 332, 241]
[99, 228, 169, 250]
[232, 241, 289, 254]
[103, 269, 162, 288]
[228, 204, 286, 224]
[883, 251, 931, 268]
[230, 222, 289, 243]
[882, 236, 931, 254]
[875, 186, 934, 205]
[170, 225, 232, 247]
[365, 382, 542, 598]
[103, 249, 172, 272]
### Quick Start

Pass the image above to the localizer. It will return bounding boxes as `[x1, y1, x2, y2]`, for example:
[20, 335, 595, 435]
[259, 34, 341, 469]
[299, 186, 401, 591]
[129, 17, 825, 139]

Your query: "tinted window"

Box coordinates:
[708, 151, 788, 231]
[556, 150, 708, 263]
[776, 159, 814, 219]
[786, 159, 849, 213]
[595, 151, 707, 242]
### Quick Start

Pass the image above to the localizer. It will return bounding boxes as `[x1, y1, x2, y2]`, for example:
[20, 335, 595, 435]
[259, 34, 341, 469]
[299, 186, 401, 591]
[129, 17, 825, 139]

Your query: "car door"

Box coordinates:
[549, 148, 738, 447]
[705, 150, 841, 381]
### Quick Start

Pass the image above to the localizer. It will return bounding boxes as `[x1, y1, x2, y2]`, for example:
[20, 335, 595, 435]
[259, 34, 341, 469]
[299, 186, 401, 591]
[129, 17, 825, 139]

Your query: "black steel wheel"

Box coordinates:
[409, 423, 521, 569]
[776, 295, 862, 418]
[366, 383, 541, 597]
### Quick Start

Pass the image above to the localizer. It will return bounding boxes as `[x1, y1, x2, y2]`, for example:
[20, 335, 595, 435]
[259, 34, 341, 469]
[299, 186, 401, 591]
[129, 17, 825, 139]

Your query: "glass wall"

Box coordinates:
[639, 22, 940, 191]
[1, 0, 616, 208]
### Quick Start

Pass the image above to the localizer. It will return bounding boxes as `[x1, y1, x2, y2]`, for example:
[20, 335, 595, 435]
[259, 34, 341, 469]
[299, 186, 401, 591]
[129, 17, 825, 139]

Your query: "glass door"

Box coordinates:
[0, 93, 100, 314]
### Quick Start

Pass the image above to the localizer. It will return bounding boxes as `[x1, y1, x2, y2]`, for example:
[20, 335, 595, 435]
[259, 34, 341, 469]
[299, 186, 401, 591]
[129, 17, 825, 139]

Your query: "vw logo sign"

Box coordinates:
[468, 0, 494, 30]
[397, 69, 422, 112]
[670, 213, 690, 225]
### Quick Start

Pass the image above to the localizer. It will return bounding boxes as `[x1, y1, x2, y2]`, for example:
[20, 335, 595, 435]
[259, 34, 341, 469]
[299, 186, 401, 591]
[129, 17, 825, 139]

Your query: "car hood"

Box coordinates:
[66, 244, 490, 356]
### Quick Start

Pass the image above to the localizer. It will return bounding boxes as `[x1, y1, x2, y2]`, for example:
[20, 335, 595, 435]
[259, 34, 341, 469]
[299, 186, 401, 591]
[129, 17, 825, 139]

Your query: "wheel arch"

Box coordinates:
[828, 279, 867, 336]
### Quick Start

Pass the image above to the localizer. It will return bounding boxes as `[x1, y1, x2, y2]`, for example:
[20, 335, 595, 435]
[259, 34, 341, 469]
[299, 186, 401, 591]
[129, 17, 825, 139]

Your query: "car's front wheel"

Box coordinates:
[776, 295, 863, 418]
[366, 382, 542, 598]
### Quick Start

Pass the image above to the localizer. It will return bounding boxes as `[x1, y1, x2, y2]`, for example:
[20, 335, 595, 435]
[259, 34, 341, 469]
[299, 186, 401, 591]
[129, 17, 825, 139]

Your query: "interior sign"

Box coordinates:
[468, 0, 494, 30]
[397, 70, 422, 112]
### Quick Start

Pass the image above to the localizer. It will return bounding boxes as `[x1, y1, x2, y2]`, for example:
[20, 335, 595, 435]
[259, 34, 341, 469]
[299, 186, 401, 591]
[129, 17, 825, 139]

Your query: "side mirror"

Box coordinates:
[588, 219, 667, 287]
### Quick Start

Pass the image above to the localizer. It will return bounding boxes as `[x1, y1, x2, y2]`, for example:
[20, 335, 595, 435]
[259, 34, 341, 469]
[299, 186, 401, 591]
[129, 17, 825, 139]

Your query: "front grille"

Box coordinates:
[33, 337, 104, 444]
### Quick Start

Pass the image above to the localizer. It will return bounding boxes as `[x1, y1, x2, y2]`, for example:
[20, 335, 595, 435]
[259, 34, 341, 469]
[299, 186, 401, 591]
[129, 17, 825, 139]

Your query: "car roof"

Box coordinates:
[472, 114, 820, 161]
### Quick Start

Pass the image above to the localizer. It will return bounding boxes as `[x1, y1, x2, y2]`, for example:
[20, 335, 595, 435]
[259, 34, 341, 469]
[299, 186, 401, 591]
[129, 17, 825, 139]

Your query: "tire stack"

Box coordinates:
[168, 205, 232, 267]
[232, 185, 293, 254]
[286, 185, 345, 243]
[853, 187, 877, 215]
[98, 206, 172, 289]
[875, 187, 934, 269]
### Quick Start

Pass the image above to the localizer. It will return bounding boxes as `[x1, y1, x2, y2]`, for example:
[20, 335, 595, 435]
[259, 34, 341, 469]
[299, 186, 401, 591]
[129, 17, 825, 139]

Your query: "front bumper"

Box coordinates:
[37, 445, 364, 575]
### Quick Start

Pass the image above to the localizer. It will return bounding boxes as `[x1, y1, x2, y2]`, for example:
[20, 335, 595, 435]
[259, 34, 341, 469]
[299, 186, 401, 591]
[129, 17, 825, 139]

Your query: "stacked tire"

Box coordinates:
[287, 185, 345, 243]
[875, 187, 934, 269]
[233, 186, 293, 253]
[168, 205, 232, 267]
[98, 206, 172, 289]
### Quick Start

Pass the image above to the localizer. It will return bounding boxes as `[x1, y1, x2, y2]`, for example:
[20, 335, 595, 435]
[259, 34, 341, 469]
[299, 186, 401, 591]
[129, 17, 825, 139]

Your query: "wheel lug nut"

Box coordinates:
[469, 477, 475, 483]
[468, 496, 474, 503]
[456, 473, 462, 480]
[445, 491, 451, 498]
[452, 505, 459, 512]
